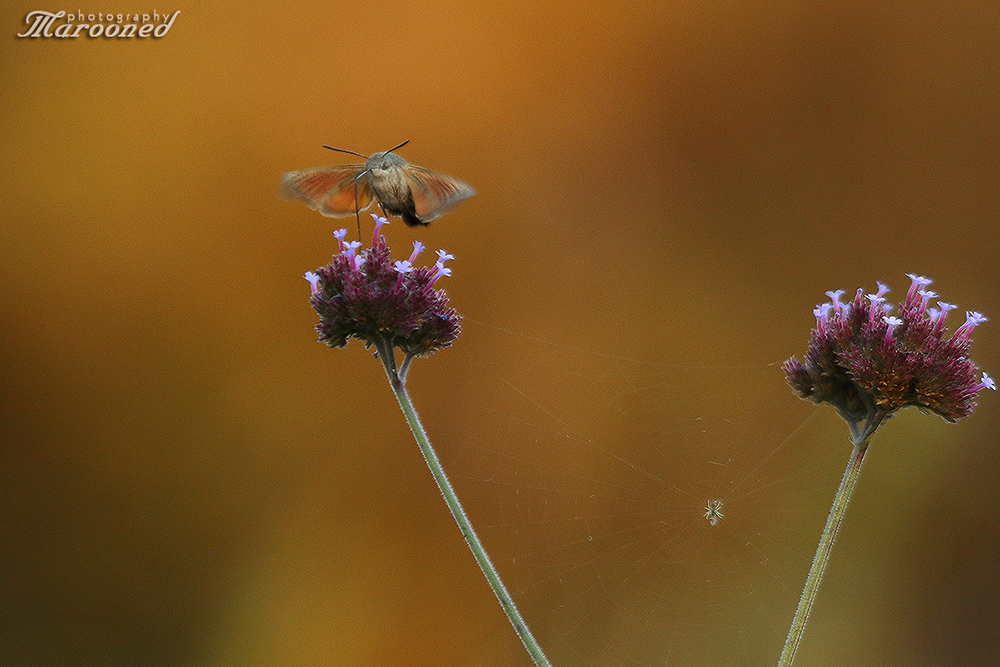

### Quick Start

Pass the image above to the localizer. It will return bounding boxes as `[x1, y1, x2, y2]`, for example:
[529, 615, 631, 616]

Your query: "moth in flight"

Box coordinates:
[280, 140, 475, 230]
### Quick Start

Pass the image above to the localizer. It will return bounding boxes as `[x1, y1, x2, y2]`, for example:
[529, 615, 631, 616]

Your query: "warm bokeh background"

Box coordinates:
[3, 2, 999, 666]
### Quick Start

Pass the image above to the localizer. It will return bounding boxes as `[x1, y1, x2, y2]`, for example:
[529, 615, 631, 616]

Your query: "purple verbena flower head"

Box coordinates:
[305, 216, 461, 357]
[784, 274, 994, 445]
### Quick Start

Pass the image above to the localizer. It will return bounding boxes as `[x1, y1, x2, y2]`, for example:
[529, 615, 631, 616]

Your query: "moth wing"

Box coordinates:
[402, 165, 475, 222]
[279, 164, 375, 217]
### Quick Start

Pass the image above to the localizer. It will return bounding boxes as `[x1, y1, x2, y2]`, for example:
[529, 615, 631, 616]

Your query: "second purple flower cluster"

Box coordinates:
[784, 274, 994, 443]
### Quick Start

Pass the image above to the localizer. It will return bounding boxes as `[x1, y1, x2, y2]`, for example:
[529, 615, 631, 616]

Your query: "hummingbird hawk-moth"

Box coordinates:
[279, 140, 475, 228]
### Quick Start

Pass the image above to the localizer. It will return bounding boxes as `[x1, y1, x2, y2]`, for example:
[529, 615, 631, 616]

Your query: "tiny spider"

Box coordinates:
[703, 499, 724, 526]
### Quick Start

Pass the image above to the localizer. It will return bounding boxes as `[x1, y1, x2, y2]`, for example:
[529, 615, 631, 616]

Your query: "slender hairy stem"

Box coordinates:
[377, 342, 552, 667]
[778, 438, 871, 667]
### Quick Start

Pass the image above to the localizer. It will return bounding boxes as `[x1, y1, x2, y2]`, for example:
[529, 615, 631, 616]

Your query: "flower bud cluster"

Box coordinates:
[784, 274, 993, 442]
[305, 215, 461, 357]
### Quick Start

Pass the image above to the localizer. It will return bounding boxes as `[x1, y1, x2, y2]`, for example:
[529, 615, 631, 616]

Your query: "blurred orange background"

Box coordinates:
[3, 1, 999, 666]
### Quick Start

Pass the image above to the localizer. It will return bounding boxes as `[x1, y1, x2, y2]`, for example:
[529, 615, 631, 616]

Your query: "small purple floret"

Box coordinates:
[304, 271, 321, 295]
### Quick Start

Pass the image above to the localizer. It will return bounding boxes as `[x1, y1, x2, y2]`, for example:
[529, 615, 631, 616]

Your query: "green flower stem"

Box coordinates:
[377, 341, 552, 667]
[778, 438, 871, 667]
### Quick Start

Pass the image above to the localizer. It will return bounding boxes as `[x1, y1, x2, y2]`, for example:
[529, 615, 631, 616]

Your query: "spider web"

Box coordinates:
[433, 319, 846, 667]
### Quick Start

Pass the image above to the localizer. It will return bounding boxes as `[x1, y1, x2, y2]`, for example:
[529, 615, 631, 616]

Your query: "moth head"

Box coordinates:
[366, 151, 408, 173]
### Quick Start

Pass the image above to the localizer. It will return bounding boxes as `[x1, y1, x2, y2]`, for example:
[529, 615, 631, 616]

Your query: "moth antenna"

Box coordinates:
[322, 145, 369, 159]
[385, 140, 410, 155]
